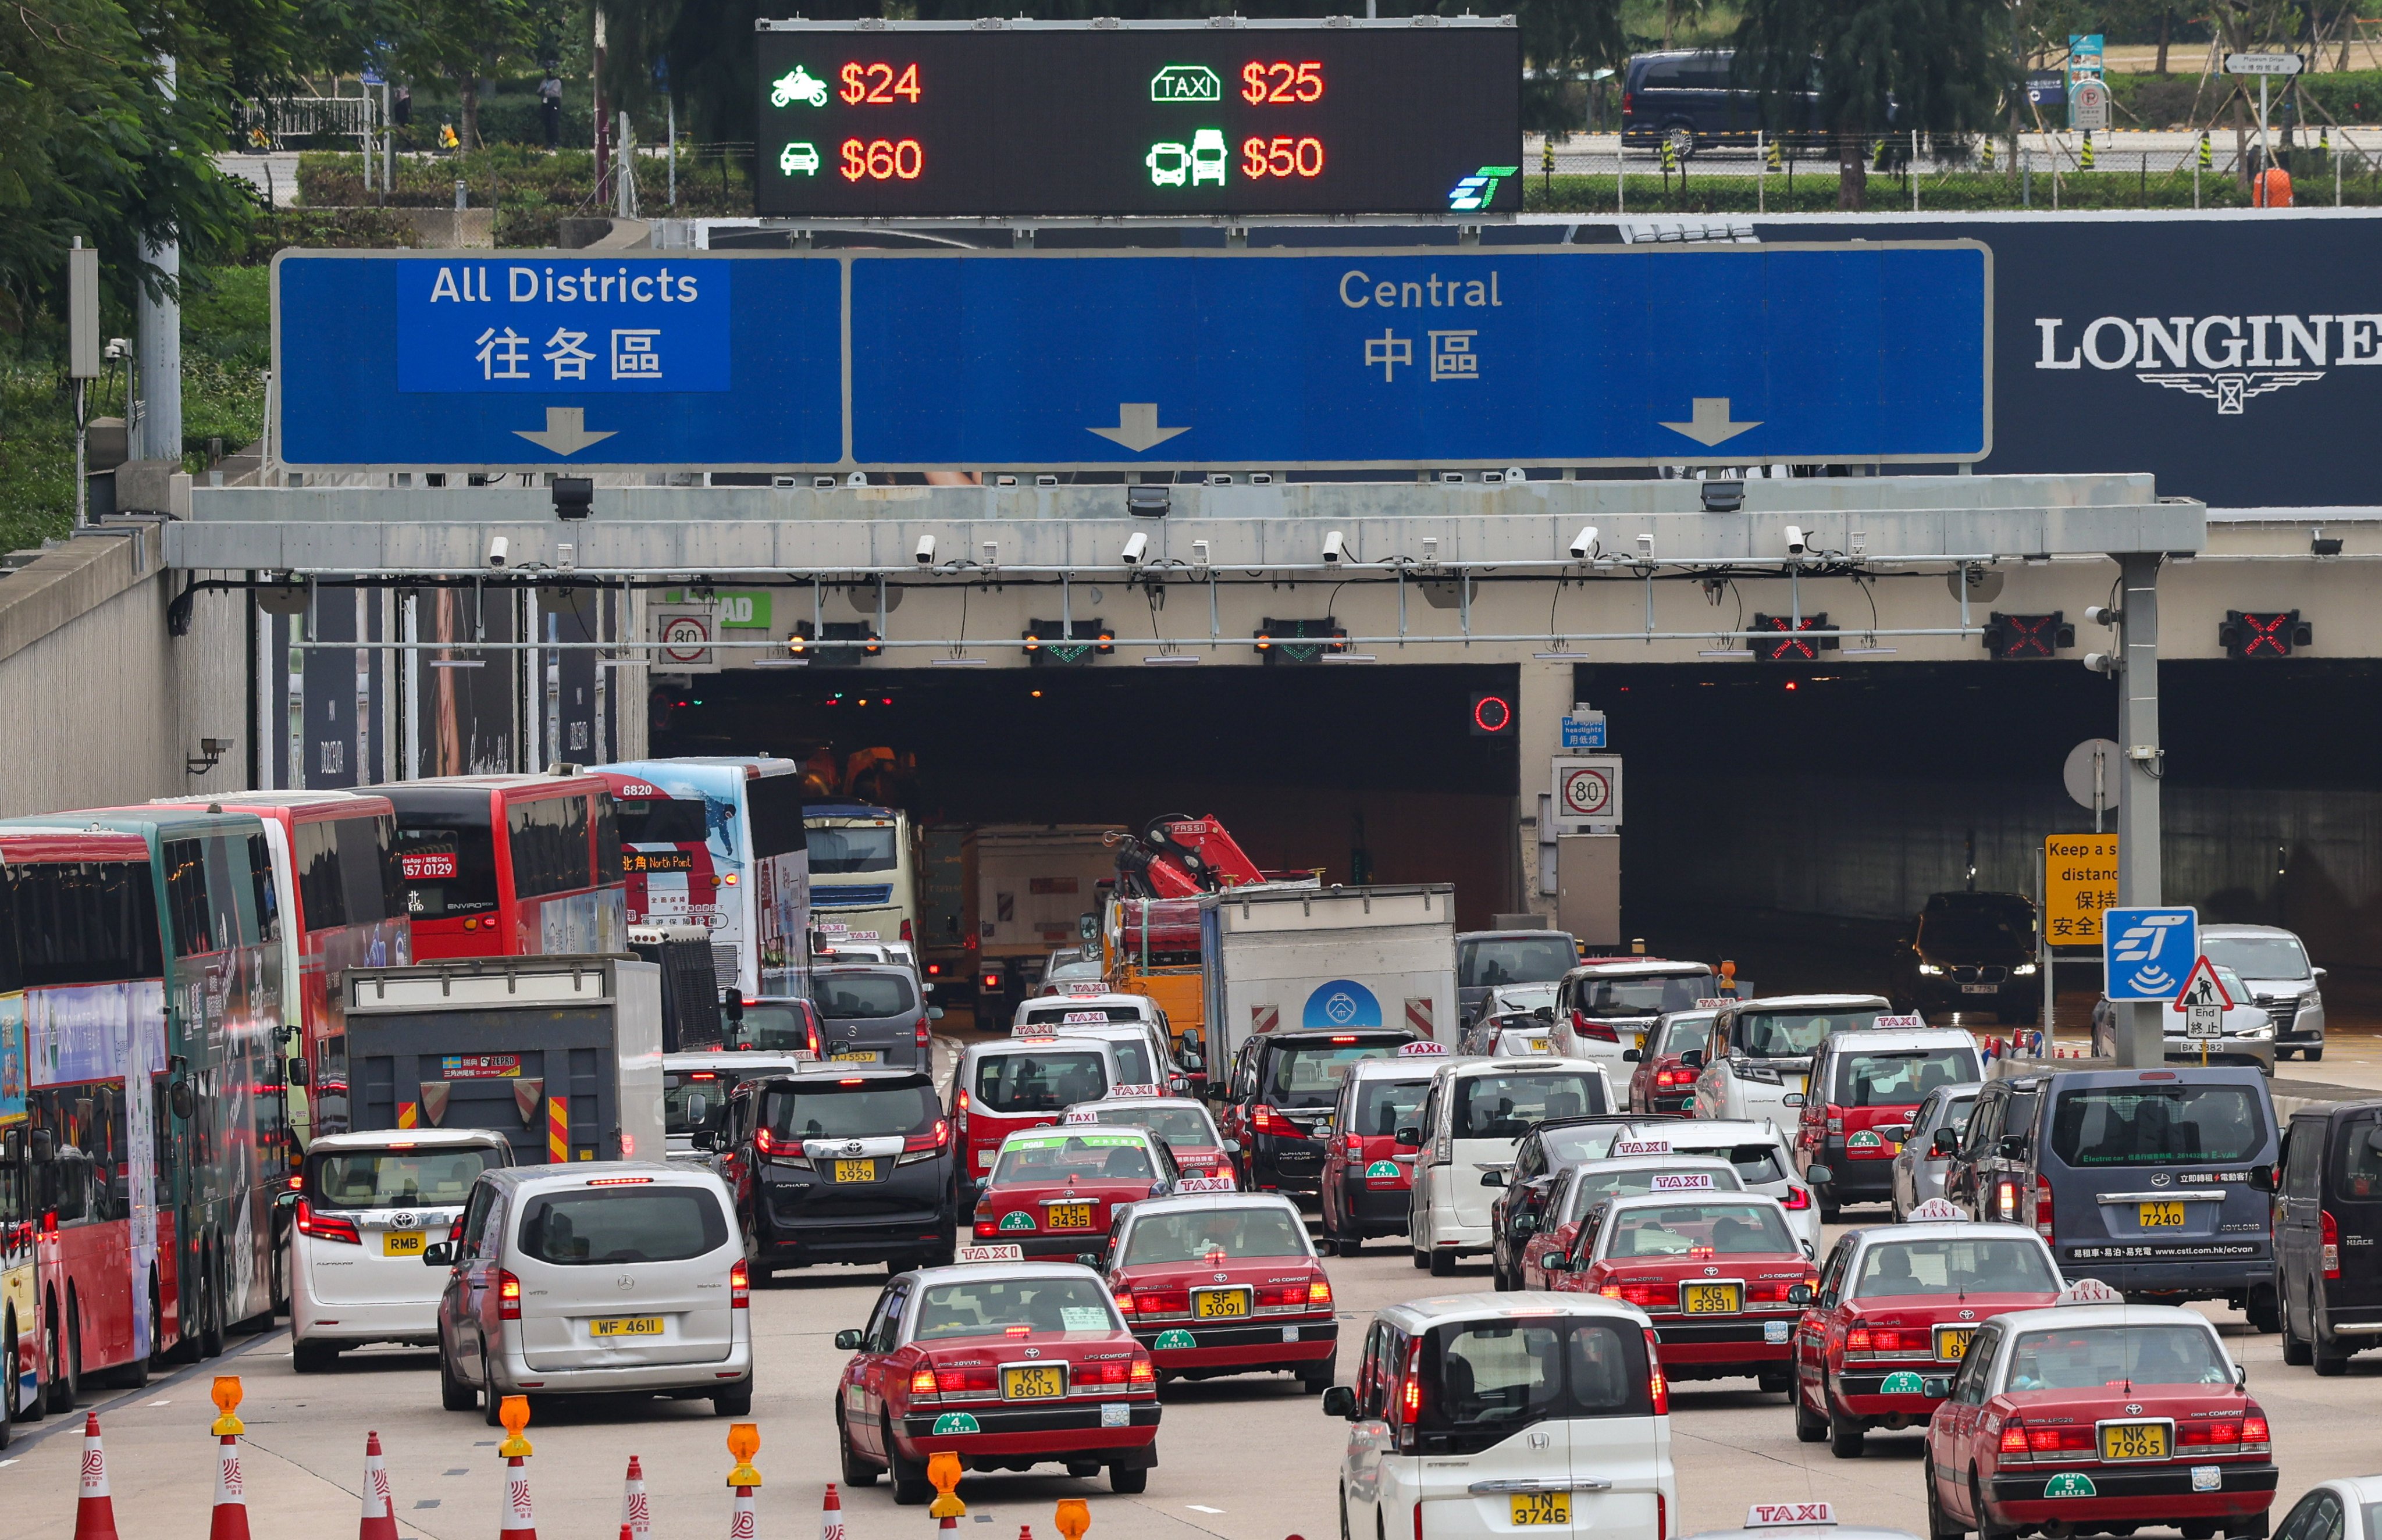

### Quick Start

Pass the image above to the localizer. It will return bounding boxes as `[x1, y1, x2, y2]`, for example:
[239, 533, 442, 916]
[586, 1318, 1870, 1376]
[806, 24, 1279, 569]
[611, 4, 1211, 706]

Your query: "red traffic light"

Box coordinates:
[1470, 692, 1515, 735]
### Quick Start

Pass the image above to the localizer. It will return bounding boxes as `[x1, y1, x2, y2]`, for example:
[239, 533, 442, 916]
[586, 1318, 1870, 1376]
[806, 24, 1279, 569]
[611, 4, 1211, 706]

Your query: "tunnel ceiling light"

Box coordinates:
[1141, 655, 1201, 665]
[1320, 652, 1379, 663]
[930, 657, 992, 666]
[753, 657, 810, 668]
[1697, 648, 1753, 658]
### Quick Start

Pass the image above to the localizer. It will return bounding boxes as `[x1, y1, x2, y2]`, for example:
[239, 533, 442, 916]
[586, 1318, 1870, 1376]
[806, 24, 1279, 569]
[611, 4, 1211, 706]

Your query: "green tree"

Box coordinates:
[1733, 0, 2017, 208]
[390, 0, 544, 149]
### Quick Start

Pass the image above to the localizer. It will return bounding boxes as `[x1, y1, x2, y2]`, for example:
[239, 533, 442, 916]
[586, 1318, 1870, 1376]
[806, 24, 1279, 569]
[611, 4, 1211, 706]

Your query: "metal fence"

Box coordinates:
[1525, 129, 2382, 212]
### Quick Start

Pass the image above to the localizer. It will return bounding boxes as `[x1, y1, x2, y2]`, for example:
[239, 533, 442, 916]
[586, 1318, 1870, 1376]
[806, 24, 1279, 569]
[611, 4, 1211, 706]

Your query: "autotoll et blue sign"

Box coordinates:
[2104, 906, 2198, 1001]
[272, 243, 1988, 470]
[1303, 979, 1384, 1029]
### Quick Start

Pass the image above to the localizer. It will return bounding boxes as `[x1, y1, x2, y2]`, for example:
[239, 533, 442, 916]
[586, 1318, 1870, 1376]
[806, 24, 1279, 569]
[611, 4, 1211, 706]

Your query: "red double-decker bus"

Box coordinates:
[139, 793, 411, 1146]
[0, 810, 287, 1409]
[384, 776, 626, 960]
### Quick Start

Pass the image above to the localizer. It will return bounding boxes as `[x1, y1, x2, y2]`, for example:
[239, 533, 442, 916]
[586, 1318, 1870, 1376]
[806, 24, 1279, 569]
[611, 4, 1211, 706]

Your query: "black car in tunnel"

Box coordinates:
[1889, 891, 2041, 1022]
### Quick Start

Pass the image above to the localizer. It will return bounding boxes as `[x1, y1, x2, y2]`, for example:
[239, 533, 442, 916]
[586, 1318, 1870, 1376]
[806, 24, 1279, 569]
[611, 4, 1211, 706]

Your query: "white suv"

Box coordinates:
[1326, 1293, 1675, 1540]
[1407, 1058, 1615, 1276]
[428, 1161, 752, 1420]
[290, 1129, 511, 1373]
[1687, 996, 1893, 1128]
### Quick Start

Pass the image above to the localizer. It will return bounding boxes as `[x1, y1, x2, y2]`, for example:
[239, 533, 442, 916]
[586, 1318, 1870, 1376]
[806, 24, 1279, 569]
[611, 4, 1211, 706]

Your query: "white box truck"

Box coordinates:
[1198, 883, 1460, 1068]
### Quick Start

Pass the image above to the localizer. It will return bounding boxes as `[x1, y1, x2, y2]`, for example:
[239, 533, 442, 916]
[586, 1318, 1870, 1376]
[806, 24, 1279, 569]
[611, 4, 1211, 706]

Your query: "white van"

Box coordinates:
[1326, 1293, 1675, 1540]
[1407, 1058, 1615, 1276]
[1687, 996, 1895, 1127]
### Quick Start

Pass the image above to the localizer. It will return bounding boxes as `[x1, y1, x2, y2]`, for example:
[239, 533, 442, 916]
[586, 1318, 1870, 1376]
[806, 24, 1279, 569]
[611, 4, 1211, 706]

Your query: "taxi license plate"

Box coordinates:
[2100, 1422, 2170, 1461]
[1046, 1202, 1094, 1229]
[2139, 1201, 2187, 1228]
[1681, 1282, 1742, 1314]
[380, 1230, 425, 1257]
[1194, 1288, 1251, 1320]
[1935, 1326, 1976, 1362]
[1528, 1038, 1550, 1052]
[1509, 1493, 1571, 1526]
[833, 1158, 880, 1183]
[590, 1316, 664, 1338]
[830, 1050, 879, 1063]
[1002, 1365, 1066, 1400]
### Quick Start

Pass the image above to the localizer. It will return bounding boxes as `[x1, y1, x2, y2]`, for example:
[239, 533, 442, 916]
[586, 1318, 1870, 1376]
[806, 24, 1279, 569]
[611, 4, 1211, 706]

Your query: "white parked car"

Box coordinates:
[2268, 1478, 2382, 1540]
[290, 1128, 512, 1373]
[1604, 1119, 1821, 1254]
[2202, 922, 2326, 1061]
[1326, 1293, 1675, 1540]
[1407, 1058, 1615, 1275]
[429, 1161, 753, 1419]
[1687, 995, 1894, 1128]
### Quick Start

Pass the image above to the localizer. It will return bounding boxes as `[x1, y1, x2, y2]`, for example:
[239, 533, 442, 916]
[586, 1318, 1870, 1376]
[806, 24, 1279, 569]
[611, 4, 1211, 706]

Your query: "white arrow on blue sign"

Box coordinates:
[2103, 906, 2198, 1001]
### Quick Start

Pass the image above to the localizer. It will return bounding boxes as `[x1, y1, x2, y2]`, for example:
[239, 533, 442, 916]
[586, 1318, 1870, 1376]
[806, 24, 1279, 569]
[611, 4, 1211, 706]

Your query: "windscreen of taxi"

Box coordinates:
[1853, 1236, 2059, 1297]
[1607, 1202, 1797, 1258]
[1459, 936, 1579, 989]
[1733, 1009, 1886, 1058]
[1658, 1014, 1716, 1056]
[992, 1131, 1156, 1185]
[1565, 1165, 1742, 1220]
[1662, 1140, 1789, 1185]
[2049, 1085, 2267, 1167]
[307, 1146, 501, 1208]
[1264, 1042, 1402, 1108]
[2006, 1324, 2230, 1389]
[1581, 972, 1718, 1014]
[1453, 1071, 1608, 1136]
[974, 1050, 1108, 1112]
[737, 1001, 814, 1053]
[1836, 1049, 1980, 1107]
[764, 1075, 938, 1139]
[1093, 1104, 1221, 1149]
[1416, 1319, 1651, 1450]
[1350, 1075, 1430, 1139]
[1121, 1204, 1308, 1264]
[915, 1275, 1119, 1340]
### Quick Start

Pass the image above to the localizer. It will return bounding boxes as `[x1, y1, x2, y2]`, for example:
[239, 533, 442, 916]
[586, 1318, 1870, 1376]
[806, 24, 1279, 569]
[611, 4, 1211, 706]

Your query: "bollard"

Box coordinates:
[726, 1421, 763, 1540]
[74, 1413, 121, 1540]
[209, 1377, 252, 1540]
[498, 1396, 537, 1540]
[822, 1483, 846, 1540]
[927, 1452, 966, 1520]
[361, 1432, 401, 1540]
[624, 1456, 652, 1540]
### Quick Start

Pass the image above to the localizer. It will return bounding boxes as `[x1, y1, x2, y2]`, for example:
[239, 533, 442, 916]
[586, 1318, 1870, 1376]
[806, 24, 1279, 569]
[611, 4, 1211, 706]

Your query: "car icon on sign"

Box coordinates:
[779, 140, 821, 176]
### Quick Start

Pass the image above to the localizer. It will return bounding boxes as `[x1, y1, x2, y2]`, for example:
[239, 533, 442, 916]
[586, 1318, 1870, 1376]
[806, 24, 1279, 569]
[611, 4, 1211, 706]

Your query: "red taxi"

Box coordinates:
[1794, 1025, 1981, 1220]
[1316, 1056, 1438, 1256]
[1790, 1206, 2062, 1457]
[833, 1257, 1160, 1500]
[1514, 1156, 1742, 1289]
[952, 1033, 1128, 1182]
[1101, 1192, 1337, 1389]
[1921, 1286, 2276, 1540]
[971, 1125, 1179, 1259]
[1062, 1095, 1234, 1182]
[1625, 1008, 1720, 1115]
[1549, 1191, 1814, 1393]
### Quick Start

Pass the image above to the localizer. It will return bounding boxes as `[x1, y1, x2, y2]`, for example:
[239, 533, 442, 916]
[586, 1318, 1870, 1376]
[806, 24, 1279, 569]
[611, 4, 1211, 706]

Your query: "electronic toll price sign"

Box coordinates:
[753, 18, 1522, 219]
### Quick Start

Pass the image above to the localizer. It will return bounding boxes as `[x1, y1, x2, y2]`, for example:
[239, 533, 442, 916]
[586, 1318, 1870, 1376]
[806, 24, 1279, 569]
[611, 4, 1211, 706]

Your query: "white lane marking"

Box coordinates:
[1185, 1506, 1225, 1514]
[147, 1398, 173, 1406]
[0, 1458, 18, 1468]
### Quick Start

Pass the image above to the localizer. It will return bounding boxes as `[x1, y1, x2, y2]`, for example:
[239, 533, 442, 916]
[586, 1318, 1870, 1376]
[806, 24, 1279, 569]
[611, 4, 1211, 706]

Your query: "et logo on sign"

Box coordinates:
[1303, 979, 1383, 1029]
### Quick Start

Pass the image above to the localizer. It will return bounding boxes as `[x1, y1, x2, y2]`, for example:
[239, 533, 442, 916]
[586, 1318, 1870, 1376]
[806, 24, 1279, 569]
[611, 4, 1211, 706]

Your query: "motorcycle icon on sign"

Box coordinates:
[770, 65, 830, 108]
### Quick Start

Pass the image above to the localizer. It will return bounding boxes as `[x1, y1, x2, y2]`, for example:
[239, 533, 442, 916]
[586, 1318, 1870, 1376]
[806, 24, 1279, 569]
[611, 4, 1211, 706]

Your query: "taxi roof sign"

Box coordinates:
[1174, 1174, 1238, 1193]
[1062, 1108, 1102, 1124]
[1872, 1014, 1927, 1028]
[1397, 1040, 1449, 1057]
[2055, 1277, 2125, 1306]
[1649, 1172, 1715, 1190]
[1614, 1138, 1674, 1157]
[1906, 1197, 1969, 1222]
[1109, 1083, 1162, 1097]
[1747, 1503, 1836, 1528]
[1062, 981, 1107, 996]
[955, 1243, 1025, 1264]
[2171, 954, 2235, 1012]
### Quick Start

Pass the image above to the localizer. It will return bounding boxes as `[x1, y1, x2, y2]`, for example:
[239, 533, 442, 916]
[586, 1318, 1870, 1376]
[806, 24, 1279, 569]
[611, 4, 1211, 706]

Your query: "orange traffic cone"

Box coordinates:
[725, 1423, 761, 1540]
[74, 1413, 120, 1540]
[936, 1516, 958, 1540]
[361, 1432, 400, 1540]
[497, 1396, 537, 1540]
[622, 1457, 651, 1540]
[208, 1377, 251, 1540]
[821, 1484, 845, 1540]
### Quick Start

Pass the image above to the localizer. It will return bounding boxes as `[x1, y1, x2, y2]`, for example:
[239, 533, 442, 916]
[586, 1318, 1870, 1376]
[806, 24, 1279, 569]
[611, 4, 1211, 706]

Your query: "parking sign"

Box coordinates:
[2102, 906, 2198, 1001]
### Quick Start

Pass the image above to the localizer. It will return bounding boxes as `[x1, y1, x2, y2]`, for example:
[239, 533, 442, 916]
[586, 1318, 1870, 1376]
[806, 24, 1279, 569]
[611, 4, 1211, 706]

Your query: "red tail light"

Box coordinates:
[2180, 1420, 2243, 1447]
[1252, 1104, 1298, 1138]
[2034, 1173, 2055, 1239]
[910, 1366, 939, 1393]
[729, 1258, 750, 1308]
[1825, 1107, 1845, 1134]
[756, 1125, 806, 1165]
[901, 917, 914, 943]
[1131, 1285, 1189, 1315]
[933, 1364, 997, 1394]
[1846, 1327, 1871, 1351]
[1397, 1338, 1424, 1424]
[1643, 1327, 1669, 1416]
[2027, 1425, 2093, 1454]
[1113, 1291, 1137, 1315]
[2241, 1410, 2271, 1450]
[1781, 1185, 1812, 1211]
[1622, 91, 1636, 116]
[295, 1200, 361, 1245]
[807, 1019, 823, 1057]
[497, 1270, 522, 1321]
[1996, 1179, 2018, 1221]
[2323, 1210, 2340, 1278]
[1999, 1421, 2029, 1456]
[1657, 1492, 1667, 1540]
[1570, 1010, 1618, 1043]
[905, 1119, 951, 1154]
[1655, 1068, 1690, 1089]
[1128, 1355, 1156, 1387]
[1308, 1277, 1333, 1306]
[915, 1015, 932, 1046]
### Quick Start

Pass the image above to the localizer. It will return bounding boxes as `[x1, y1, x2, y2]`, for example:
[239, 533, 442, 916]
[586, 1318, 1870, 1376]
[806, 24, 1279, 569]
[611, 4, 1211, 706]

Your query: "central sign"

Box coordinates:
[272, 244, 1990, 471]
[752, 18, 1521, 218]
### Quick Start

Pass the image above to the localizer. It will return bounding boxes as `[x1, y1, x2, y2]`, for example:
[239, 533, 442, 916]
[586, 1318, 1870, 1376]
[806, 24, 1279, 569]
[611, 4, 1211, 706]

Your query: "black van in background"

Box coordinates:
[1620, 50, 1864, 155]
[2267, 1099, 2382, 1374]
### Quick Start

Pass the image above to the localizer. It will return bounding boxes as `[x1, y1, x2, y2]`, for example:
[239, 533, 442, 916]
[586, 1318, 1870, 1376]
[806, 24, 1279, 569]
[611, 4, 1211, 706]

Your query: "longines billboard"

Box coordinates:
[1752, 211, 2377, 509]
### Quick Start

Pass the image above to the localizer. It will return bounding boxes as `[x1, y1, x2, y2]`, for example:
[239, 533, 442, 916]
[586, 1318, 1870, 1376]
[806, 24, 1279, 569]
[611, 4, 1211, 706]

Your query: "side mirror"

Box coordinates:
[1480, 1170, 1506, 1188]
[421, 1242, 454, 1267]
[834, 1328, 865, 1351]
[1622, 1049, 1642, 1063]
[1533, 1006, 1555, 1023]
[1320, 1385, 1358, 1420]
[1932, 1127, 1960, 1158]
[2233, 1364, 2248, 1389]
[1394, 1126, 1422, 1148]
[1513, 1214, 1536, 1235]
[928, 1007, 946, 1021]
[2247, 1164, 2277, 1193]
[1878, 1124, 1912, 1145]
[1805, 1164, 1833, 1186]
[1783, 1093, 1806, 1109]
[30, 1129, 55, 1163]
[1920, 1376, 1953, 1399]
[722, 990, 745, 1022]
[1679, 1050, 1704, 1071]
[1181, 1051, 1205, 1074]
[692, 1129, 718, 1152]
[169, 1080, 196, 1120]
[1220, 1138, 1241, 1153]
[1077, 1252, 1102, 1267]
[1788, 1283, 1814, 1306]
[288, 1056, 311, 1087]
[2313, 967, 2328, 981]
[1998, 1134, 2027, 1159]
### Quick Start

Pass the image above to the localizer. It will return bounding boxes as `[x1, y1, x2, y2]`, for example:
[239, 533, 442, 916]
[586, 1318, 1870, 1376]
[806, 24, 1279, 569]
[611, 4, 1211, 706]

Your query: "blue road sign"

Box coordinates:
[1561, 715, 1607, 750]
[272, 244, 1988, 471]
[2104, 906, 2199, 1001]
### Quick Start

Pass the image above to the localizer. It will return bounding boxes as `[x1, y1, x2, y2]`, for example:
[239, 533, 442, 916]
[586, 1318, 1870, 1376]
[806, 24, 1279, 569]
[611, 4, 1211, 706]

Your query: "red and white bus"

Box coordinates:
[0, 809, 289, 1407]
[139, 793, 411, 1146]
[383, 775, 626, 960]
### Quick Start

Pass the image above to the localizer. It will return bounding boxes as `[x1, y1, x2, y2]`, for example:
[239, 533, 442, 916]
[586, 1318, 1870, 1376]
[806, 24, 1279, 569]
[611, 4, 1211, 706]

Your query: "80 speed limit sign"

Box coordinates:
[1553, 756, 1623, 824]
